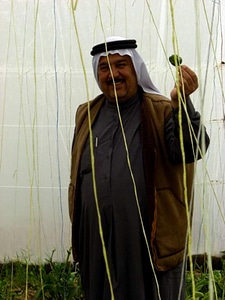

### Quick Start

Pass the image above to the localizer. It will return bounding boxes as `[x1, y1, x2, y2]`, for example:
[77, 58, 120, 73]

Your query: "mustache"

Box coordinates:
[107, 78, 125, 85]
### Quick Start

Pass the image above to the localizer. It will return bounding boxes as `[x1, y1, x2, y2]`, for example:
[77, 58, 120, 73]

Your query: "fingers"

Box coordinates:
[170, 65, 199, 105]
[178, 65, 198, 95]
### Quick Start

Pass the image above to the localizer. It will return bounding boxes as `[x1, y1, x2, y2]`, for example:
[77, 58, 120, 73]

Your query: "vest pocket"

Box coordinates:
[154, 188, 188, 258]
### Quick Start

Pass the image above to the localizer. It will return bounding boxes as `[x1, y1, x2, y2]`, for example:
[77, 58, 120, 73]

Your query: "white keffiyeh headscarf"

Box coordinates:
[91, 36, 161, 95]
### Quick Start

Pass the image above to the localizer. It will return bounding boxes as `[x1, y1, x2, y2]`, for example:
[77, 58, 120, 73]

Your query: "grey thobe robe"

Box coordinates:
[79, 92, 152, 299]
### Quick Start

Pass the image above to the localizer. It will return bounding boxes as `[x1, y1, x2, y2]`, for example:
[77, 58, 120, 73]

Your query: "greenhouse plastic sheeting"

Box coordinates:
[0, 0, 225, 262]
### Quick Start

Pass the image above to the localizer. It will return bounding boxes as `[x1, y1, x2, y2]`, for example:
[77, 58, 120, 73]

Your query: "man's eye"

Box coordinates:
[99, 66, 109, 71]
[117, 63, 126, 68]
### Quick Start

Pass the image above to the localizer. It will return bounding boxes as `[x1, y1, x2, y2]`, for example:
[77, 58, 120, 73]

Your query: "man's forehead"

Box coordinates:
[98, 54, 131, 65]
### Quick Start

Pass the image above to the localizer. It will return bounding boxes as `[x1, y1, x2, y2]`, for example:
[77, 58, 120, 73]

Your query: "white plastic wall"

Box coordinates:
[0, 0, 224, 262]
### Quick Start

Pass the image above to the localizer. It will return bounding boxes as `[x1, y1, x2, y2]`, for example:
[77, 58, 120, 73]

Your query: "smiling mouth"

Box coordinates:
[107, 79, 125, 86]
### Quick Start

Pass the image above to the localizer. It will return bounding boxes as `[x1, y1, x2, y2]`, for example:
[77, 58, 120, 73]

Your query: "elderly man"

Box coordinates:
[68, 37, 210, 300]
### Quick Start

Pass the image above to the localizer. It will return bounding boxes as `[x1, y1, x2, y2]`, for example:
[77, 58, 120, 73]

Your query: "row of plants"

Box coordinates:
[186, 252, 225, 299]
[0, 250, 225, 299]
[0, 249, 84, 300]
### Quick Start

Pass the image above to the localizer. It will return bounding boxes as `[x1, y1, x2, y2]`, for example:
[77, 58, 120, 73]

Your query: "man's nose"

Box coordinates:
[109, 66, 119, 78]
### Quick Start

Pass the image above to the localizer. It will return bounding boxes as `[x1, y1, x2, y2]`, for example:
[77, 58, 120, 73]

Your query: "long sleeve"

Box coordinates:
[164, 98, 210, 164]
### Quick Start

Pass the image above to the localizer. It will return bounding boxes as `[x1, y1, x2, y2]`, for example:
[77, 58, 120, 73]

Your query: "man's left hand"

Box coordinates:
[170, 65, 198, 108]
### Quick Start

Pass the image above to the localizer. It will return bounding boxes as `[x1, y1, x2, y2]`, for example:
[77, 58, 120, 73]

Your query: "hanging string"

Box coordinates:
[53, 0, 65, 262]
[168, 1, 196, 299]
[71, 2, 115, 299]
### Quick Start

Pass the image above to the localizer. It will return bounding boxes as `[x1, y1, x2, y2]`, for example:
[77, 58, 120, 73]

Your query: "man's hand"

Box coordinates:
[170, 65, 198, 108]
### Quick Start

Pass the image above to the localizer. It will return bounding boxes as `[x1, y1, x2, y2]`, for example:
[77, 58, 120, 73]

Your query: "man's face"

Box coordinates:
[97, 54, 138, 102]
